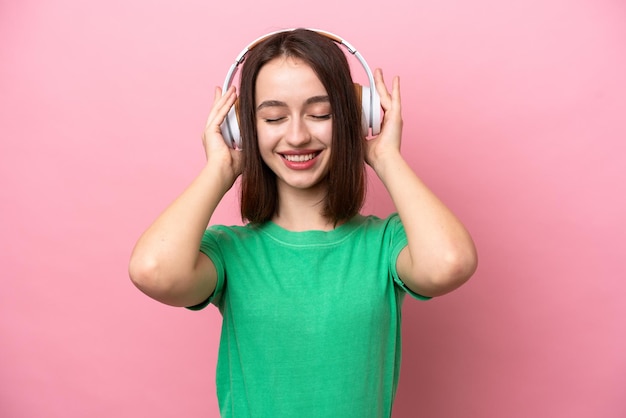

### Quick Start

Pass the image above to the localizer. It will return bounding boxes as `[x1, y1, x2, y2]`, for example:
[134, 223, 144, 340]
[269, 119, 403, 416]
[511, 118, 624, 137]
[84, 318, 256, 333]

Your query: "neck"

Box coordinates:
[272, 184, 336, 232]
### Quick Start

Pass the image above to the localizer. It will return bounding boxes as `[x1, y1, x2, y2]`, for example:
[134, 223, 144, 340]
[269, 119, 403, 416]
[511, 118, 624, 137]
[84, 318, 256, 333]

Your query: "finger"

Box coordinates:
[391, 76, 401, 111]
[392, 76, 400, 100]
[209, 86, 235, 119]
[204, 86, 223, 126]
[374, 68, 392, 110]
[205, 85, 236, 128]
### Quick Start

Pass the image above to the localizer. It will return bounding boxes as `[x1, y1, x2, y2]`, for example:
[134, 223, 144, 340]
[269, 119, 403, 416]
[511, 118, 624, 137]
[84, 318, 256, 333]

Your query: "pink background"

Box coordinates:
[1, 0, 625, 417]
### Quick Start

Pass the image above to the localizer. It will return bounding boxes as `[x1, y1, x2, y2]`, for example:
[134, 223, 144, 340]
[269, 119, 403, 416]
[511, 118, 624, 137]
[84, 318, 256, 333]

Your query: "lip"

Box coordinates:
[279, 150, 322, 170]
[279, 149, 322, 156]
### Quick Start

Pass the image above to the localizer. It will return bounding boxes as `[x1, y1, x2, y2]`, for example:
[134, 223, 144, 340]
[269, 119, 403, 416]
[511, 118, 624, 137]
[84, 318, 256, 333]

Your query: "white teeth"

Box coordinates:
[283, 153, 316, 162]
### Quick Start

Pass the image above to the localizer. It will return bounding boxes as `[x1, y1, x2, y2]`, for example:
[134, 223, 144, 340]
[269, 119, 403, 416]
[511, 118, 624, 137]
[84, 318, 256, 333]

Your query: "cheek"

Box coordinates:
[255, 123, 272, 147]
[256, 120, 283, 140]
[256, 129, 276, 161]
[307, 120, 333, 143]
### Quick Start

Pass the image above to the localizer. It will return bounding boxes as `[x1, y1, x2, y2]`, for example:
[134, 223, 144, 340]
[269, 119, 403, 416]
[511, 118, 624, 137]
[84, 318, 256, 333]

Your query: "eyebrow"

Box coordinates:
[256, 95, 330, 111]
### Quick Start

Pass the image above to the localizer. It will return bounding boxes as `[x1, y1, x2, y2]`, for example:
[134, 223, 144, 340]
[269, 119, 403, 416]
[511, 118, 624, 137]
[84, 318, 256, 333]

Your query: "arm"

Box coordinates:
[366, 70, 477, 297]
[128, 86, 241, 307]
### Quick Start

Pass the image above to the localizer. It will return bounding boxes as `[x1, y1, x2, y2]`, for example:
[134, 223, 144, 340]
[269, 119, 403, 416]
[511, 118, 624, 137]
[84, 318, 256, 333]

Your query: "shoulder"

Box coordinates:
[200, 223, 267, 253]
[341, 214, 406, 250]
[353, 213, 404, 233]
[205, 222, 264, 239]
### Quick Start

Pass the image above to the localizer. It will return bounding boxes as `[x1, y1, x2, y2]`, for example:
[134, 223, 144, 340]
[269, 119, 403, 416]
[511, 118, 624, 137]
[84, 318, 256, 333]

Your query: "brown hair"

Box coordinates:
[238, 29, 366, 224]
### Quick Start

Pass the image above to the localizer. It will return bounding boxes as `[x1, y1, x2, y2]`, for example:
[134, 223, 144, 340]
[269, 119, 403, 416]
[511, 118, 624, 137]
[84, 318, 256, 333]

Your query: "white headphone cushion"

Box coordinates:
[361, 85, 371, 136]
[221, 107, 241, 149]
[370, 88, 381, 136]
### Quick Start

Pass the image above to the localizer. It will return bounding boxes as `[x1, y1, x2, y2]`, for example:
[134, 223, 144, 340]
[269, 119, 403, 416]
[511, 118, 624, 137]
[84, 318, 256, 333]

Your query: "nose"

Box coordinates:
[284, 117, 311, 147]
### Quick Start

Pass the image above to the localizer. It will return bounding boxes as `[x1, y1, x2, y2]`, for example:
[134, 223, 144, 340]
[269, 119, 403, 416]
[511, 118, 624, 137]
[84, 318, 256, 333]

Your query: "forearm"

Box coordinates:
[365, 69, 476, 295]
[374, 151, 477, 296]
[129, 163, 235, 304]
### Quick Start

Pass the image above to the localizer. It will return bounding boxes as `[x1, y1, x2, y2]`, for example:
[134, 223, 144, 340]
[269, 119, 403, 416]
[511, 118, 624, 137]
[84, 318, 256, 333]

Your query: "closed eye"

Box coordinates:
[264, 117, 286, 123]
[310, 114, 332, 120]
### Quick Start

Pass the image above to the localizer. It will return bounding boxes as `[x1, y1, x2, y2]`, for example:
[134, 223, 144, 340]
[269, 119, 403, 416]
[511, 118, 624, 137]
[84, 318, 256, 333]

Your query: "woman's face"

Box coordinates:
[255, 56, 333, 194]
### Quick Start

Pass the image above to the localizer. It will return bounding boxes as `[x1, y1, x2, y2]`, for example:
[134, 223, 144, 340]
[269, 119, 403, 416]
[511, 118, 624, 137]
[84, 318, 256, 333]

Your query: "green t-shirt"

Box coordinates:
[189, 213, 428, 417]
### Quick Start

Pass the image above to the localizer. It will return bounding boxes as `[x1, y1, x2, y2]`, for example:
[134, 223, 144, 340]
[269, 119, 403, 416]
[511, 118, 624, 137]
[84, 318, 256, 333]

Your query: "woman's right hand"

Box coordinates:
[202, 85, 243, 184]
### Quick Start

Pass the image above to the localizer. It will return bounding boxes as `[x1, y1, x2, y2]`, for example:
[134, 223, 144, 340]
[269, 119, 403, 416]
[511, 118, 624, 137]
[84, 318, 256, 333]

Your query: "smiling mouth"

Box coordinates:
[281, 152, 320, 162]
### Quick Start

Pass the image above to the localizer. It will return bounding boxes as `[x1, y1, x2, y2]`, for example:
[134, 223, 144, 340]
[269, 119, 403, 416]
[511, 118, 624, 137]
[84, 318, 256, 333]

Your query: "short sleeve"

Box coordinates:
[386, 214, 432, 301]
[186, 227, 227, 310]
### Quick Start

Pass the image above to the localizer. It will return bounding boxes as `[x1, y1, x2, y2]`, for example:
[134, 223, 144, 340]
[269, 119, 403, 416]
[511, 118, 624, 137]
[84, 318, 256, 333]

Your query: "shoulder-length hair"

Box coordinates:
[238, 28, 366, 225]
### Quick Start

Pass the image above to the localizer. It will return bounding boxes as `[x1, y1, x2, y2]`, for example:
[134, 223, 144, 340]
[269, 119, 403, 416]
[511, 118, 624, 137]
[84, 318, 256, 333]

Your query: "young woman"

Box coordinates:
[130, 28, 477, 417]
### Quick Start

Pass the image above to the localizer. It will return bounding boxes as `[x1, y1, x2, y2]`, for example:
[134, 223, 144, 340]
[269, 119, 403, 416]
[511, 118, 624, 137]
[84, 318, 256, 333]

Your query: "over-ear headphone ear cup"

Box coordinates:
[221, 100, 242, 149]
[358, 84, 382, 136]
[370, 86, 381, 136]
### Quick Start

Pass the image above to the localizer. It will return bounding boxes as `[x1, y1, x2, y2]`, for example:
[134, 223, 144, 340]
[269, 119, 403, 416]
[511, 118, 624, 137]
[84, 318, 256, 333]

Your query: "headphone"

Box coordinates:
[220, 28, 381, 149]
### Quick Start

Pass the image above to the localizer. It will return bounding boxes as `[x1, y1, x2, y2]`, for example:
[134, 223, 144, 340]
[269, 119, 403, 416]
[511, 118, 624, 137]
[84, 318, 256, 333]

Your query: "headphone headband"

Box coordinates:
[221, 28, 381, 149]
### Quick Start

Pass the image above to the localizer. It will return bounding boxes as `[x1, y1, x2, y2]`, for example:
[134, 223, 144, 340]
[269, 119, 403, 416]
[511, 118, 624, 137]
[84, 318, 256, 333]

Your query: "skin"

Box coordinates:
[365, 69, 477, 296]
[128, 56, 477, 307]
[255, 56, 335, 231]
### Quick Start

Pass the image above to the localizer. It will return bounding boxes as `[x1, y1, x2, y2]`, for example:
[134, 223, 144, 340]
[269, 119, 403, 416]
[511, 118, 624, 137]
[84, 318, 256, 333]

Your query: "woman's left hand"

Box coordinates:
[364, 68, 403, 171]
